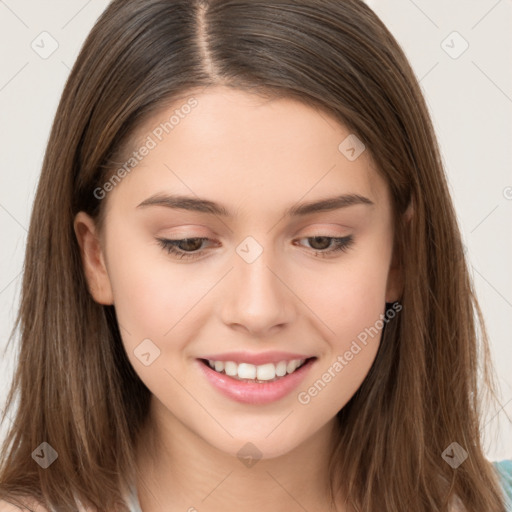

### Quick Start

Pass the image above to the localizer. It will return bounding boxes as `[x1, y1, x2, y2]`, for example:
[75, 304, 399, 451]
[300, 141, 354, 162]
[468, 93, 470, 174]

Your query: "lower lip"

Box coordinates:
[196, 358, 316, 405]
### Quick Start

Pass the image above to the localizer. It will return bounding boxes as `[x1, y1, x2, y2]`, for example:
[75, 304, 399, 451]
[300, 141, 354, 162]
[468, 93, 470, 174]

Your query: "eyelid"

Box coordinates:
[156, 234, 354, 261]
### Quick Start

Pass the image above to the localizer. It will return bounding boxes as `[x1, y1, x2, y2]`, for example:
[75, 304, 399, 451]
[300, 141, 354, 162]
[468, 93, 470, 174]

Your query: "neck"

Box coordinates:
[133, 397, 346, 512]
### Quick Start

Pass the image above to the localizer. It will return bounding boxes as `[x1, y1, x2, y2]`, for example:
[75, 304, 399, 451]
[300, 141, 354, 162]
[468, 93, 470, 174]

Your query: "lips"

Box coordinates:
[196, 355, 317, 405]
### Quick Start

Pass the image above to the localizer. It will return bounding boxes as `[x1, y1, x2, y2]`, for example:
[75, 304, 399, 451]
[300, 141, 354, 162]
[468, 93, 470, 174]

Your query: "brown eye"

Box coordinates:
[307, 236, 332, 250]
[176, 238, 204, 251]
[156, 237, 212, 260]
[295, 235, 354, 258]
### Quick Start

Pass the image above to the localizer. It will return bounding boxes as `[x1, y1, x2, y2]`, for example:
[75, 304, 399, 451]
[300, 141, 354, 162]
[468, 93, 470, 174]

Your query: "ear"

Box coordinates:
[73, 211, 114, 305]
[385, 246, 403, 303]
[385, 200, 414, 303]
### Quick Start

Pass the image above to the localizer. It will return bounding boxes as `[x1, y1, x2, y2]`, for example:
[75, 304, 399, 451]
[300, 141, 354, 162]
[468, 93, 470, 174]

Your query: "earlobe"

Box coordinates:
[385, 249, 403, 304]
[385, 200, 413, 303]
[404, 198, 414, 222]
[73, 212, 114, 305]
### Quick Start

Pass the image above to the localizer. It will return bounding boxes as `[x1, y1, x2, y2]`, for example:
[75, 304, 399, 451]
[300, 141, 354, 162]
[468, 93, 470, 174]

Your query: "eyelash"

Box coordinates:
[156, 235, 354, 260]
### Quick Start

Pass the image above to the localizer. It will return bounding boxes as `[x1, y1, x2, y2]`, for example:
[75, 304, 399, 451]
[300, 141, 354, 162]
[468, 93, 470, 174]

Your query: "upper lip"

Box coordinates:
[199, 351, 315, 366]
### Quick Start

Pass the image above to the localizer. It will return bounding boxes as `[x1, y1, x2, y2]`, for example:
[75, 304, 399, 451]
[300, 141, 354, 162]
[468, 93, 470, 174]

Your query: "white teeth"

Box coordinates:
[238, 363, 257, 379]
[224, 361, 238, 376]
[286, 360, 299, 373]
[206, 358, 307, 381]
[256, 363, 276, 381]
[275, 361, 287, 377]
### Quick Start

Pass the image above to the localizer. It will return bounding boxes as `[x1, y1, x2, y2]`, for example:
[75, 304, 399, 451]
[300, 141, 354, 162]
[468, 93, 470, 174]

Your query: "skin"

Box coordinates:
[74, 86, 403, 512]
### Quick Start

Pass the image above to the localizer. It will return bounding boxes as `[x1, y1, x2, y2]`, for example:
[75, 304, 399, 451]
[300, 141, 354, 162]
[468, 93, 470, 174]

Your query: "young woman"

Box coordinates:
[0, 1, 510, 511]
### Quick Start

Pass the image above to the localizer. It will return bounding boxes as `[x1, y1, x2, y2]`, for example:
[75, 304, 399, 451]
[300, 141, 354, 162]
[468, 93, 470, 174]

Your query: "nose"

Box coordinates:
[219, 243, 296, 336]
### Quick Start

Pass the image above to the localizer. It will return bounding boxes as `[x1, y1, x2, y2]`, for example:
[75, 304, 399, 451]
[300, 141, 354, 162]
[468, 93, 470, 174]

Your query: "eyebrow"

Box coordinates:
[136, 193, 374, 217]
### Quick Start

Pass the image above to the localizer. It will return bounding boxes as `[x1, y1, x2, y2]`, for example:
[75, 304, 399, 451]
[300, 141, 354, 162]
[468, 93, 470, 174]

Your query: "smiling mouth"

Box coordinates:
[198, 357, 316, 383]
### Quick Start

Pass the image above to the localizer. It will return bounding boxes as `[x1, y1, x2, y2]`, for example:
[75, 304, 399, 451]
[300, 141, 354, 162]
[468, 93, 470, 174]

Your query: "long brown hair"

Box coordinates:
[0, 0, 507, 510]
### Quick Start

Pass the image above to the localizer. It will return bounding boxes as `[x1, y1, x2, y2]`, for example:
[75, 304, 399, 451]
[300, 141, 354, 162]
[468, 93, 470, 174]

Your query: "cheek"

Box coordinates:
[296, 262, 389, 415]
[104, 233, 210, 346]
[292, 246, 390, 413]
[295, 253, 391, 344]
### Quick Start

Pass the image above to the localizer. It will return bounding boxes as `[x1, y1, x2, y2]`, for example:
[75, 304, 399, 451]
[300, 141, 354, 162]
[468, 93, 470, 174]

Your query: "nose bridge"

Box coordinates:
[220, 235, 294, 333]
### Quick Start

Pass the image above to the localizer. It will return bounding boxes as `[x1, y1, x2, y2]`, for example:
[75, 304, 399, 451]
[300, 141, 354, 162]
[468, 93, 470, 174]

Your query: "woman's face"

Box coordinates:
[75, 86, 401, 460]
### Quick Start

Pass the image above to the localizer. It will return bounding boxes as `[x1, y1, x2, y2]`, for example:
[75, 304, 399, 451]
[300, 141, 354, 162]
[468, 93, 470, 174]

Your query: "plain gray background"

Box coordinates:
[0, 0, 511, 460]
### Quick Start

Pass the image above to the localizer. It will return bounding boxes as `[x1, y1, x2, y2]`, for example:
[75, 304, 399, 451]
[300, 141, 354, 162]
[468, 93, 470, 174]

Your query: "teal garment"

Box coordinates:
[125, 459, 512, 511]
[125, 485, 142, 512]
[494, 459, 512, 511]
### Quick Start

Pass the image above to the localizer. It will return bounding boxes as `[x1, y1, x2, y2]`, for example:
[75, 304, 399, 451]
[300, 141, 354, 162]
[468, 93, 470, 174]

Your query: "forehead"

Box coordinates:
[106, 86, 389, 215]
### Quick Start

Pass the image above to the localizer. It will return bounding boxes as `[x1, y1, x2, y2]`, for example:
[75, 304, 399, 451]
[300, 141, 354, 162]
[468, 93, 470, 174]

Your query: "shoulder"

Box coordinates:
[444, 459, 512, 512]
[492, 459, 512, 504]
[0, 499, 49, 511]
[0, 499, 93, 512]
[493, 458, 512, 478]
